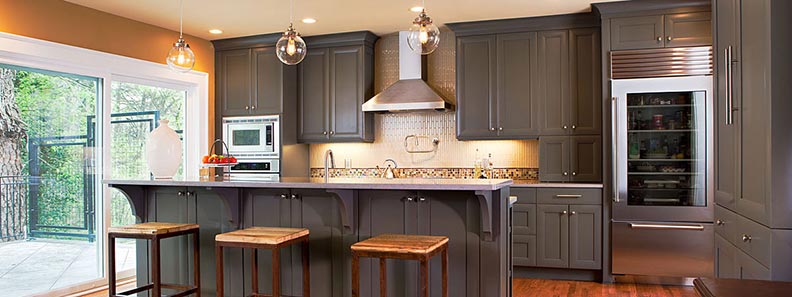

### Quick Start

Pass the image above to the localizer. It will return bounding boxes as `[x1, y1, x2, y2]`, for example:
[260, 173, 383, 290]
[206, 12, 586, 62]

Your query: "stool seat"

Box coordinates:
[108, 222, 199, 235]
[215, 227, 309, 245]
[352, 234, 448, 256]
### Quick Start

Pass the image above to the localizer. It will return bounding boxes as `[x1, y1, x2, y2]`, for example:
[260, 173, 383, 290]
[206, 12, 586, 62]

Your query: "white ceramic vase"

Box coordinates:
[145, 119, 183, 179]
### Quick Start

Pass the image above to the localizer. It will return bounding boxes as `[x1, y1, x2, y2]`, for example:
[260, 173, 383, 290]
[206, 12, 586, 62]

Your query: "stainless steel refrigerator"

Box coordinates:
[611, 74, 715, 283]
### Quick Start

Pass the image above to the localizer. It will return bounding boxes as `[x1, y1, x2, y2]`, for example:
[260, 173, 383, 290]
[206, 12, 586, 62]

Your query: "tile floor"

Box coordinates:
[0, 239, 135, 297]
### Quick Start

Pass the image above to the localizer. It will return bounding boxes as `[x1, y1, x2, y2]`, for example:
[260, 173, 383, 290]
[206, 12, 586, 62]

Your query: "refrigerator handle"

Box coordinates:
[611, 96, 620, 204]
[725, 46, 734, 126]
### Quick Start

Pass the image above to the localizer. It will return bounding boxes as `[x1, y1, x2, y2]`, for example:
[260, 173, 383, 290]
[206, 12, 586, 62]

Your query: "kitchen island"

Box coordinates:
[106, 177, 513, 297]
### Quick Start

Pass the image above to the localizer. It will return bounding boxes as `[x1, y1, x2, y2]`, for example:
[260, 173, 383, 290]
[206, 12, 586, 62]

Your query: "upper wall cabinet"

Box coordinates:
[449, 14, 602, 140]
[216, 46, 294, 117]
[610, 12, 712, 50]
[297, 32, 377, 143]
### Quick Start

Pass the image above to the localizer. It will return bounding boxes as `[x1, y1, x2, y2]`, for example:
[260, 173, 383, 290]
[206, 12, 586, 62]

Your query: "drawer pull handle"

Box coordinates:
[742, 234, 752, 242]
[629, 223, 705, 231]
[555, 194, 582, 199]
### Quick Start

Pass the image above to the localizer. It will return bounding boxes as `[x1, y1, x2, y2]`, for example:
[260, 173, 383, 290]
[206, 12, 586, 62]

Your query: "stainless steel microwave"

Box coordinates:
[222, 115, 279, 157]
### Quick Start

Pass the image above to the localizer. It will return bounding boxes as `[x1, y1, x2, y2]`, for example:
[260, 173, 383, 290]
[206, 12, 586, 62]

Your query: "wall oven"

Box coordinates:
[222, 115, 280, 180]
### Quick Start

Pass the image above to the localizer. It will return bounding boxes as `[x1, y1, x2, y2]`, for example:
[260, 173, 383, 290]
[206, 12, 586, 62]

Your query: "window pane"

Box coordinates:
[0, 65, 101, 296]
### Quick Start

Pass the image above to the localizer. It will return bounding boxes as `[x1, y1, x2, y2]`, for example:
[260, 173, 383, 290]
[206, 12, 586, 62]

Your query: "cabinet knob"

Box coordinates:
[290, 194, 299, 200]
[563, 125, 568, 129]
[280, 194, 289, 199]
[330, 131, 335, 135]
[498, 127, 503, 131]
[490, 127, 496, 131]
[403, 196, 415, 202]
[563, 172, 569, 176]
[418, 197, 427, 202]
[742, 234, 752, 242]
[186, 191, 194, 197]
[323, 131, 328, 135]
[245, 105, 249, 110]
[572, 172, 577, 176]
[667, 36, 673, 42]
[177, 191, 185, 196]
[571, 125, 576, 130]
[656, 37, 663, 42]
[716, 219, 724, 226]
[570, 211, 577, 215]
[562, 210, 568, 215]
[251, 105, 256, 110]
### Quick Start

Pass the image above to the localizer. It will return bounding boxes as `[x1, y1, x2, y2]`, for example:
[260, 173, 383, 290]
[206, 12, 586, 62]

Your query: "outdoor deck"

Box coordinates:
[0, 238, 135, 297]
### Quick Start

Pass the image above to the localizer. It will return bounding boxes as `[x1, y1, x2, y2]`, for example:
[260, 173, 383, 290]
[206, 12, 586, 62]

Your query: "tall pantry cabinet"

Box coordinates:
[713, 0, 792, 281]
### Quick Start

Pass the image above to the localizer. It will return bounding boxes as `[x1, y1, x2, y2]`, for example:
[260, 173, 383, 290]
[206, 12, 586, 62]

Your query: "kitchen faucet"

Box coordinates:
[324, 149, 335, 182]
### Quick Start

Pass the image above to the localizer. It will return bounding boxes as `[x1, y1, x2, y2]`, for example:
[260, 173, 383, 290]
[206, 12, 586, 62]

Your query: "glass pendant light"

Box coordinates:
[166, 0, 196, 72]
[276, 0, 307, 65]
[407, 0, 440, 55]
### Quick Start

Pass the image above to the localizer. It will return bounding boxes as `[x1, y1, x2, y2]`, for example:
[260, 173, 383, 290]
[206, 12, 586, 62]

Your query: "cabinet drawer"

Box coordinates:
[735, 216, 771, 268]
[537, 188, 601, 205]
[513, 204, 536, 235]
[511, 188, 536, 204]
[513, 235, 536, 267]
[715, 205, 738, 241]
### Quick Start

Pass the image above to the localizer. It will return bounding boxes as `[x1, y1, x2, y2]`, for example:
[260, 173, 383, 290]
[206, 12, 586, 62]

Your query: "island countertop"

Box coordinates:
[104, 176, 513, 191]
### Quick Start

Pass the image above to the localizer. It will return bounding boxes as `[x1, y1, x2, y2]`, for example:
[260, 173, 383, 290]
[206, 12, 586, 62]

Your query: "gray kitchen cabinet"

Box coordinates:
[610, 13, 711, 50]
[569, 28, 602, 136]
[512, 189, 537, 267]
[610, 15, 665, 50]
[194, 188, 243, 297]
[218, 49, 253, 116]
[456, 35, 497, 139]
[298, 32, 376, 143]
[714, 0, 739, 211]
[715, 234, 740, 279]
[536, 204, 569, 268]
[243, 189, 296, 296]
[217, 47, 291, 117]
[537, 30, 570, 136]
[496, 32, 540, 137]
[539, 136, 602, 182]
[568, 205, 601, 270]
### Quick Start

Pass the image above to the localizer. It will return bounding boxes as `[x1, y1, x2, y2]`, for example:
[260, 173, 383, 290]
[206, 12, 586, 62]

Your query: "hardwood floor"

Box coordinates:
[514, 278, 698, 297]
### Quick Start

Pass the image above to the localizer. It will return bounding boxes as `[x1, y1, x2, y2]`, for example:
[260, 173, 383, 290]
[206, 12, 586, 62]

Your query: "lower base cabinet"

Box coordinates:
[715, 234, 770, 280]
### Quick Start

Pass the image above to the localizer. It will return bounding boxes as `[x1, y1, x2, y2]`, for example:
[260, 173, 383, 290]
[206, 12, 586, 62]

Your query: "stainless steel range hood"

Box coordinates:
[362, 32, 452, 112]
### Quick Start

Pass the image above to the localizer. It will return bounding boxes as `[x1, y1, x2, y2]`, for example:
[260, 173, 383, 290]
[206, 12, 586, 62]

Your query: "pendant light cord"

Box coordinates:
[290, 0, 294, 25]
[179, 0, 184, 38]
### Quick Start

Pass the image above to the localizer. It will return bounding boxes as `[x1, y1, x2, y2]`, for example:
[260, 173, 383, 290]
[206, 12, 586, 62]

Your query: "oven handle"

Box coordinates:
[629, 223, 705, 231]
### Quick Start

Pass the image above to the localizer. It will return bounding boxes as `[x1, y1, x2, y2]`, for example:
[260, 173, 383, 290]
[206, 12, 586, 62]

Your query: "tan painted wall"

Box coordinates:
[0, 0, 216, 143]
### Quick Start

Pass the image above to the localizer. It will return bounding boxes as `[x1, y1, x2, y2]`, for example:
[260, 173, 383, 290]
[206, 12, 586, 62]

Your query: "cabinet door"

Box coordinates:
[610, 15, 665, 50]
[512, 203, 537, 267]
[738, 251, 771, 281]
[252, 47, 284, 114]
[298, 48, 330, 142]
[496, 32, 539, 137]
[329, 46, 369, 141]
[538, 30, 570, 136]
[358, 190, 416, 297]
[539, 136, 570, 182]
[148, 187, 193, 289]
[737, 0, 770, 225]
[536, 204, 569, 268]
[422, 191, 480, 297]
[243, 189, 295, 296]
[570, 136, 602, 182]
[194, 189, 244, 296]
[456, 35, 497, 139]
[219, 49, 253, 116]
[665, 12, 712, 47]
[569, 28, 602, 135]
[714, 0, 740, 210]
[715, 234, 740, 279]
[568, 205, 601, 270]
[294, 190, 345, 297]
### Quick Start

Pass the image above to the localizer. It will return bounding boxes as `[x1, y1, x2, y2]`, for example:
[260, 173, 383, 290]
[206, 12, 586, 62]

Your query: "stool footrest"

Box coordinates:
[114, 283, 198, 297]
[251, 294, 302, 297]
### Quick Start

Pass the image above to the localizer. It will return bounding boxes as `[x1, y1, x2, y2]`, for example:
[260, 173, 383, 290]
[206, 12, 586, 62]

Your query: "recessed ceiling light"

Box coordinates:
[410, 6, 424, 13]
[209, 29, 223, 34]
[301, 18, 317, 24]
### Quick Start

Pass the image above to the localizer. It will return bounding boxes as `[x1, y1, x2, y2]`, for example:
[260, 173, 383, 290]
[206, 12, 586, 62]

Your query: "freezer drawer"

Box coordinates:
[612, 221, 714, 278]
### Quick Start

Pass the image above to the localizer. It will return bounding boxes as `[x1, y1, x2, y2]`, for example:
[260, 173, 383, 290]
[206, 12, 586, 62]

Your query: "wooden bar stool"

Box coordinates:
[351, 234, 449, 297]
[108, 222, 200, 297]
[215, 227, 310, 297]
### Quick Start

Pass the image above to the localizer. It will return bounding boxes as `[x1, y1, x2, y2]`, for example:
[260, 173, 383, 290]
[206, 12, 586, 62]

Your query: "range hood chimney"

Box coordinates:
[362, 32, 453, 112]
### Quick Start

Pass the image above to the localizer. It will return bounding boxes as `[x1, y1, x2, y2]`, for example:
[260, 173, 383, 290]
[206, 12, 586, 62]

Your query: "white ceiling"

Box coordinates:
[65, 0, 622, 40]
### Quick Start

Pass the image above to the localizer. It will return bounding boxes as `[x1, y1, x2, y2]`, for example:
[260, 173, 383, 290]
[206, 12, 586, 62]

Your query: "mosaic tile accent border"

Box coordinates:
[310, 167, 539, 180]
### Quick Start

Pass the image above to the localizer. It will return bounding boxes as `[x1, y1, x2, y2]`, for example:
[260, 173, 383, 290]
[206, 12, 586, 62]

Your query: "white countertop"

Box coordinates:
[104, 177, 513, 191]
[511, 180, 604, 188]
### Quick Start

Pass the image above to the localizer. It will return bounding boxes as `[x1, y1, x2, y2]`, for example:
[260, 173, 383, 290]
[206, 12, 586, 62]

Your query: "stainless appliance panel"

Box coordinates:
[612, 221, 714, 277]
[612, 76, 714, 222]
[222, 115, 280, 157]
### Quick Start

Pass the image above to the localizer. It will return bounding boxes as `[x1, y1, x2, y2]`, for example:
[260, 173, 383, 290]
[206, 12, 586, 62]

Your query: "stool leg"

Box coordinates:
[252, 249, 259, 294]
[108, 234, 116, 296]
[302, 239, 310, 297]
[193, 230, 201, 297]
[420, 258, 429, 297]
[442, 248, 448, 297]
[216, 244, 224, 297]
[272, 247, 280, 297]
[379, 258, 387, 297]
[152, 236, 161, 297]
[352, 253, 360, 297]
